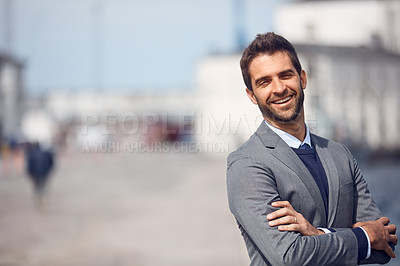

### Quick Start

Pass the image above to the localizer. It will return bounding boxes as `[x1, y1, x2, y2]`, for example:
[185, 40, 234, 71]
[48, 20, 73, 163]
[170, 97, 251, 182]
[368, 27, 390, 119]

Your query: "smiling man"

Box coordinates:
[227, 32, 397, 265]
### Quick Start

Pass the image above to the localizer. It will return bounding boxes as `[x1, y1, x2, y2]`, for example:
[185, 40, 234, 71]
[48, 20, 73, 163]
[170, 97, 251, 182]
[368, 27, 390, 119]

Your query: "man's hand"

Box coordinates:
[353, 217, 397, 258]
[267, 201, 324, 236]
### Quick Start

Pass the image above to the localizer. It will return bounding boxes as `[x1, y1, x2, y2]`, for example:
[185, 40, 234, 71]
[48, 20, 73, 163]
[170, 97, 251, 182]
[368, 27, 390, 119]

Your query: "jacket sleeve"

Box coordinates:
[227, 151, 359, 266]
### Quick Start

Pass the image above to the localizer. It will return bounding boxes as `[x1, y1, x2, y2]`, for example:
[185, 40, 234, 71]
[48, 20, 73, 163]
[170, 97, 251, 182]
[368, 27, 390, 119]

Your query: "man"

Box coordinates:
[226, 32, 397, 265]
[26, 142, 55, 209]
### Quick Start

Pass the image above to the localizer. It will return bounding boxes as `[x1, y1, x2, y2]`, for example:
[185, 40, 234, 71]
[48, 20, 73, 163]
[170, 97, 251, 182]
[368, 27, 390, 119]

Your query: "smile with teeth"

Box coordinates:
[273, 95, 292, 104]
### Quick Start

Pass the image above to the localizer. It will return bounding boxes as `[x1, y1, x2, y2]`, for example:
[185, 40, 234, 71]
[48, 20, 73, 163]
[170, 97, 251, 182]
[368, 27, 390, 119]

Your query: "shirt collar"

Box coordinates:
[264, 120, 312, 149]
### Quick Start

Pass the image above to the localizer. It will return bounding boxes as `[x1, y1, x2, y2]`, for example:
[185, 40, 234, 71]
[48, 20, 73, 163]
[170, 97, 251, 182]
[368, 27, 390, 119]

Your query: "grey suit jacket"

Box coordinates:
[227, 122, 390, 265]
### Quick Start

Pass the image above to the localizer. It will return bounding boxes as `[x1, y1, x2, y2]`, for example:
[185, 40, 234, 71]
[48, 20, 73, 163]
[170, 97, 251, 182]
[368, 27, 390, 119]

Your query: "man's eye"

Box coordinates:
[281, 74, 293, 79]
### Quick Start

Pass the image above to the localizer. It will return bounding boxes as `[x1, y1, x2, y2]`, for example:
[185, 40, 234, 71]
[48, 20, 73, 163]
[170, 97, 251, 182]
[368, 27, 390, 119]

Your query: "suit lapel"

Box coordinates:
[312, 134, 340, 227]
[256, 123, 327, 226]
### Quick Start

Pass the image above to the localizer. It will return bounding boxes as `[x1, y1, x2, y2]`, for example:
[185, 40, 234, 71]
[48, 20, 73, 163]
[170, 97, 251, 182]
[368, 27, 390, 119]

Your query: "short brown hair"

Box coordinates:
[240, 32, 302, 91]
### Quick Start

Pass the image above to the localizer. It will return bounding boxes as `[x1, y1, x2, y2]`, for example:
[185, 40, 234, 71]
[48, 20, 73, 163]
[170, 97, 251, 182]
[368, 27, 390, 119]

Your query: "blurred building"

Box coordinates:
[278, 0, 400, 54]
[195, 55, 262, 154]
[276, 0, 400, 151]
[29, 91, 196, 152]
[296, 44, 400, 151]
[0, 52, 24, 142]
[44, 90, 194, 119]
[196, 0, 400, 154]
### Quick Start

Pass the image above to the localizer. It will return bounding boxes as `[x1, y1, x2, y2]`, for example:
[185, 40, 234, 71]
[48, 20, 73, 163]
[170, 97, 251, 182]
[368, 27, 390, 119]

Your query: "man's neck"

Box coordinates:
[264, 113, 306, 142]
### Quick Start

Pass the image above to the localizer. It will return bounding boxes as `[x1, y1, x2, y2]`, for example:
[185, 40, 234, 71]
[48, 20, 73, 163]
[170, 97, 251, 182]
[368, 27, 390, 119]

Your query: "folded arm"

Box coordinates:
[227, 155, 359, 265]
[264, 146, 398, 264]
[268, 201, 397, 260]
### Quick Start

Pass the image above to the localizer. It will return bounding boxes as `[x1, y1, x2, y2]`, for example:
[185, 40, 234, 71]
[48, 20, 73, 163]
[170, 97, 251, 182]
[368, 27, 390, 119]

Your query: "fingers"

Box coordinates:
[384, 221, 397, 245]
[277, 224, 299, 232]
[267, 201, 295, 221]
[267, 206, 295, 221]
[269, 215, 297, 227]
[389, 234, 398, 245]
[271, 201, 293, 209]
[377, 217, 390, 225]
[386, 223, 397, 234]
[384, 244, 396, 258]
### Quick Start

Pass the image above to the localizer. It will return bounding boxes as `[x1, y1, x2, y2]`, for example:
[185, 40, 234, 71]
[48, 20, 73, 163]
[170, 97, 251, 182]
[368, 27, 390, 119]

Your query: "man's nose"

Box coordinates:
[271, 79, 286, 94]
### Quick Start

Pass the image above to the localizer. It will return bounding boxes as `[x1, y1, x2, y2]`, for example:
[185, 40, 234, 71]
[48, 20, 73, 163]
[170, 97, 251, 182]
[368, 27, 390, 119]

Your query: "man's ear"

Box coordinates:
[300, 70, 307, 90]
[246, 88, 258, 105]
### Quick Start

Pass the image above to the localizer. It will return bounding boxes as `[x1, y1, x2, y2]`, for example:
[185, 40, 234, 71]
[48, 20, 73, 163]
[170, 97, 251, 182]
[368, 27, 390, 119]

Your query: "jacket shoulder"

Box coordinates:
[227, 132, 265, 165]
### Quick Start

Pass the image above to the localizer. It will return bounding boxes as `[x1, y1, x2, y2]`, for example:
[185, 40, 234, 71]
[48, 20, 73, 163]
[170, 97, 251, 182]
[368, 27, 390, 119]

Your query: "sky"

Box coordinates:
[1, 0, 288, 93]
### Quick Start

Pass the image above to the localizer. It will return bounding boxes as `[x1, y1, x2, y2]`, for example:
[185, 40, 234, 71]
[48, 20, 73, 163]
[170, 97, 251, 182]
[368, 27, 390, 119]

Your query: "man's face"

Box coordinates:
[246, 52, 307, 126]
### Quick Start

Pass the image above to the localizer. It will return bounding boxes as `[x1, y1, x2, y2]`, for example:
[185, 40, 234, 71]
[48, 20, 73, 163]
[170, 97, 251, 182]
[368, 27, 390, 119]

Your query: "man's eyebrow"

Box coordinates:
[254, 69, 295, 86]
[279, 69, 295, 76]
[254, 75, 271, 86]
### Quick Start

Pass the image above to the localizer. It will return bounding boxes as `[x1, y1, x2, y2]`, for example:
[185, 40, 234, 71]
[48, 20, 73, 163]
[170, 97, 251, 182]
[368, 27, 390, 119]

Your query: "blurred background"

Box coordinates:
[0, 0, 399, 265]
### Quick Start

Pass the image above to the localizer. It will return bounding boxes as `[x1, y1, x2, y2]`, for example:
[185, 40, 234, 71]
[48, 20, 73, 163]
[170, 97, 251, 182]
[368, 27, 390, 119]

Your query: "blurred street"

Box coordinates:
[0, 152, 248, 266]
[0, 151, 399, 266]
[1, 1, 399, 265]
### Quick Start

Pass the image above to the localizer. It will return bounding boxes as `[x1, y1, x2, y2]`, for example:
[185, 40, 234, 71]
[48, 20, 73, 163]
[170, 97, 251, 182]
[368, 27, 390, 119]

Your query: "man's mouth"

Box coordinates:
[273, 95, 292, 104]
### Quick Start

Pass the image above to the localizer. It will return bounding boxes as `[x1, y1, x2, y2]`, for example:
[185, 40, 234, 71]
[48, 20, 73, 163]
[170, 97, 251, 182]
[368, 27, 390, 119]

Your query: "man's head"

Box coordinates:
[241, 32, 307, 127]
[240, 32, 302, 92]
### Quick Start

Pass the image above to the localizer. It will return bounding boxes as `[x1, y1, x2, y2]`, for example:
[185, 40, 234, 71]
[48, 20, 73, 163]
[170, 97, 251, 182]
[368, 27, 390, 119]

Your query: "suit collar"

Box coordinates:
[263, 120, 311, 149]
[255, 122, 282, 148]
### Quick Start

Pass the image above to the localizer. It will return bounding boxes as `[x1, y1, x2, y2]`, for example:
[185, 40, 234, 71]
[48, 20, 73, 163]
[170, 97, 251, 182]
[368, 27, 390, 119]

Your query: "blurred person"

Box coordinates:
[227, 32, 397, 265]
[25, 142, 55, 209]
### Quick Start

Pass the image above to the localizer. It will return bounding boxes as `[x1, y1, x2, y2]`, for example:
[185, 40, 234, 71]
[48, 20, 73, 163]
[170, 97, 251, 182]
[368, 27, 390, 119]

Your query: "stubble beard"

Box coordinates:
[256, 88, 304, 123]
